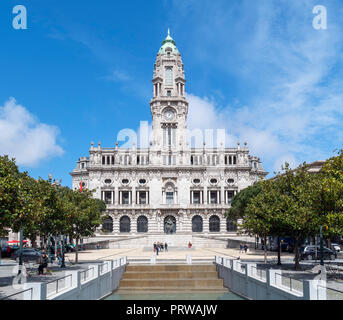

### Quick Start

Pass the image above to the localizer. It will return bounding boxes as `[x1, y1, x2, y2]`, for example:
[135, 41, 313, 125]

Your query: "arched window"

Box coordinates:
[209, 215, 220, 232]
[137, 216, 148, 233]
[192, 215, 203, 232]
[102, 216, 113, 233]
[120, 216, 131, 233]
[227, 219, 237, 232]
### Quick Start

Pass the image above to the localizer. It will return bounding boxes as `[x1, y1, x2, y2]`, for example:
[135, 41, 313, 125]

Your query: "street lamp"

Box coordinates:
[319, 225, 328, 266]
[17, 214, 23, 276]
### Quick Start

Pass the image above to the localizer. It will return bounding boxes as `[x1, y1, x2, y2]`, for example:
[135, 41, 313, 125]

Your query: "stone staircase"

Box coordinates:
[116, 264, 227, 293]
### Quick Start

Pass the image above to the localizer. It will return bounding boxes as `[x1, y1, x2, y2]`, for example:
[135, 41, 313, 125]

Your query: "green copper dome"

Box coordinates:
[158, 29, 179, 54]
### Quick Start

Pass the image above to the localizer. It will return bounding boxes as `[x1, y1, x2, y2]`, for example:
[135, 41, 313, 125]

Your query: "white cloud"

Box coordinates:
[103, 69, 131, 82]
[171, 1, 343, 174]
[0, 98, 64, 167]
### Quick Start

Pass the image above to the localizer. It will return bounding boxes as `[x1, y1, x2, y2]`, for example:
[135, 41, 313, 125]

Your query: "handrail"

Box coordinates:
[251, 265, 266, 280]
[274, 272, 303, 293]
[317, 284, 343, 300]
[1, 287, 33, 300]
[80, 266, 95, 283]
[46, 274, 73, 297]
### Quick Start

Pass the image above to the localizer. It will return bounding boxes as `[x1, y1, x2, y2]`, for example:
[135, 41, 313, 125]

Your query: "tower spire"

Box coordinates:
[168, 28, 170, 36]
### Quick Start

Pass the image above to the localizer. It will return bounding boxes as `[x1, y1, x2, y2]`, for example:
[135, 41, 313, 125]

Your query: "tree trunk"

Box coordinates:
[30, 237, 37, 248]
[294, 236, 300, 270]
[75, 237, 79, 264]
[264, 236, 267, 263]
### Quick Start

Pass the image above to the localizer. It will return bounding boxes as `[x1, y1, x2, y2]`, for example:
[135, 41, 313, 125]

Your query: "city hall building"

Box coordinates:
[70, 31, 267, 238]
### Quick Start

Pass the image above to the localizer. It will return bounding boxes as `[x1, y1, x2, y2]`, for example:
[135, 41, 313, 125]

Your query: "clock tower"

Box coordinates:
[150, 29, 189, 156]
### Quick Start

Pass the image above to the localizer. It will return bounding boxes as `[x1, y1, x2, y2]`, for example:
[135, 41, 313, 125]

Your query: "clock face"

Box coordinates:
[164, 109, 175, 121]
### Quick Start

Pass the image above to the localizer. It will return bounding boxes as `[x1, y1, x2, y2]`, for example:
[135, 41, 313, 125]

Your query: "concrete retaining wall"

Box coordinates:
[215, 256, 327, 300]
[18, 257, 127, 300]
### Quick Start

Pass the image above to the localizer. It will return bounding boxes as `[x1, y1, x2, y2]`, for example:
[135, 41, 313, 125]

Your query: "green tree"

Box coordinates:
[62, 189, 105, 263]
[0, 156, 22, 236]
[225, 183, 262, 221]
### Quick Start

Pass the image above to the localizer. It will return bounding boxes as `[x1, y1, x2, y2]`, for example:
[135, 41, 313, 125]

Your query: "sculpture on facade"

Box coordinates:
[165, 217, 175, 234]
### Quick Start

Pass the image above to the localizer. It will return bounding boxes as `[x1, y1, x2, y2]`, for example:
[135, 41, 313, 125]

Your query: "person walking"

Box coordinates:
[165, 242, 168, 252]
[153, 242, 156, 252]
[156, 244, 159, 256]
[244, 244, 248, 254]
[239, 243, 243, 253]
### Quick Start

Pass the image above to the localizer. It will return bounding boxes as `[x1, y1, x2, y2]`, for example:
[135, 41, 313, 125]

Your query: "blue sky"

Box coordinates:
[0, 0, 343, 187]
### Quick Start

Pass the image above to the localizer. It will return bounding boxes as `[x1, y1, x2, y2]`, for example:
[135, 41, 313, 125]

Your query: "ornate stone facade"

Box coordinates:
[70, 31, 268, 236]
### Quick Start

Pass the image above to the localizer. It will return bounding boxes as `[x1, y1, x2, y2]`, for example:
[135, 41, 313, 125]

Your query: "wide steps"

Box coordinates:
[125, 264, 217, 272]
[116, 287, 228, 293]
[123, 271, 219, 280]
[117, 264, 226, 293]
[120, 279, 224, 288]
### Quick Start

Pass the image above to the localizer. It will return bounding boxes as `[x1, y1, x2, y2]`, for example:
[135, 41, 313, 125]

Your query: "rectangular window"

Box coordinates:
[139, 192, 146, 205]
[165, 68, 173, 85]
[166, 192, 174, 204]
[105, 191, 112, 205]
[210, 191, 217, 204]
[122, 192, 130, 205]
[193, 191, 200, 204]
[168, 127, 172, 146]
[227, 191, 234, 204]
[167, 90, 171, 97]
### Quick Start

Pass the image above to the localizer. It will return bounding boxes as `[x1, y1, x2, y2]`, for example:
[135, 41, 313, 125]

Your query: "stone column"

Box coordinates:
[115, 187, 118, 205]
[220, 186, 225, 204]
[132, 186, 136, 206]
[204, 186, 208, 204]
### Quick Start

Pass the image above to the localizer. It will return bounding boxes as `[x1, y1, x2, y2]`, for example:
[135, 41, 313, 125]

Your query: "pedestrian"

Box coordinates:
[188, 242, 192, 249]
[239, 243, 243, 253]
[38, 253, 48, 275]
[165, 242, 168, 252]
[244, 244, 248, 254]
[156, 245, 159, 256]
[153, 242, 156, 252]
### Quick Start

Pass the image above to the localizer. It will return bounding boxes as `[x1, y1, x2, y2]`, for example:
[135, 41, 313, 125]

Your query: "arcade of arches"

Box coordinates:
[102, 215, 238, 234]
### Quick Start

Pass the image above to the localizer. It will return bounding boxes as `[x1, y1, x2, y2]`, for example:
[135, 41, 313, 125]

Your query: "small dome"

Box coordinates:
[159, 29, 179, 54]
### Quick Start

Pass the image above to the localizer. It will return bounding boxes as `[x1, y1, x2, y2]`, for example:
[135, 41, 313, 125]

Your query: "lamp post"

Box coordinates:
[17, 215, 23, 276]
[320, 226, 324, 266]
[60, 235, 66, 268]
[277, 236, 282, 266]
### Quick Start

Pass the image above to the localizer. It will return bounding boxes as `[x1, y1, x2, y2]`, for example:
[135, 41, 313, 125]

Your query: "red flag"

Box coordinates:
[80, 181, 83, 192]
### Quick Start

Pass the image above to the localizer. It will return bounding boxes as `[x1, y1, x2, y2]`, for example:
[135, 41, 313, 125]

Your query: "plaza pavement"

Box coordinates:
[65, 247, 295, 263]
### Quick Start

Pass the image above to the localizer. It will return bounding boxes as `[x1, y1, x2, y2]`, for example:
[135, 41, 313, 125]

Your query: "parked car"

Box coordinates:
[1, 246, 19, 258]
[300, 245, 337, 261]
[331, 243, 341, 253]
[11, 248, 43, 263]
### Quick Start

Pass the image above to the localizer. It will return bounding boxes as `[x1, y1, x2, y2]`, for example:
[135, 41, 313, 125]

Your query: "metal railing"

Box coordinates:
[46, 274, 73, 298]
[275, 273, 303, 294]
[1, 287, 33, 300]
[80, 266, 95, 283]
[251, 266, 267, 280]
[100, 262, 109, 275]
[234, 261, 246, 273]
[317, 285, 343, 300]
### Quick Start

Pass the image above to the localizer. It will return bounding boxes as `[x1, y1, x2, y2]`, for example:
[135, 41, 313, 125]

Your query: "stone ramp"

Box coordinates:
[116, 264, 227, 293]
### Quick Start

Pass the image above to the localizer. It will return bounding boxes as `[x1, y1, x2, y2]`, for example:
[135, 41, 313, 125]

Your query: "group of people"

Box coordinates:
[239, 243, 249, 254]
[153, 242, 168, 255]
